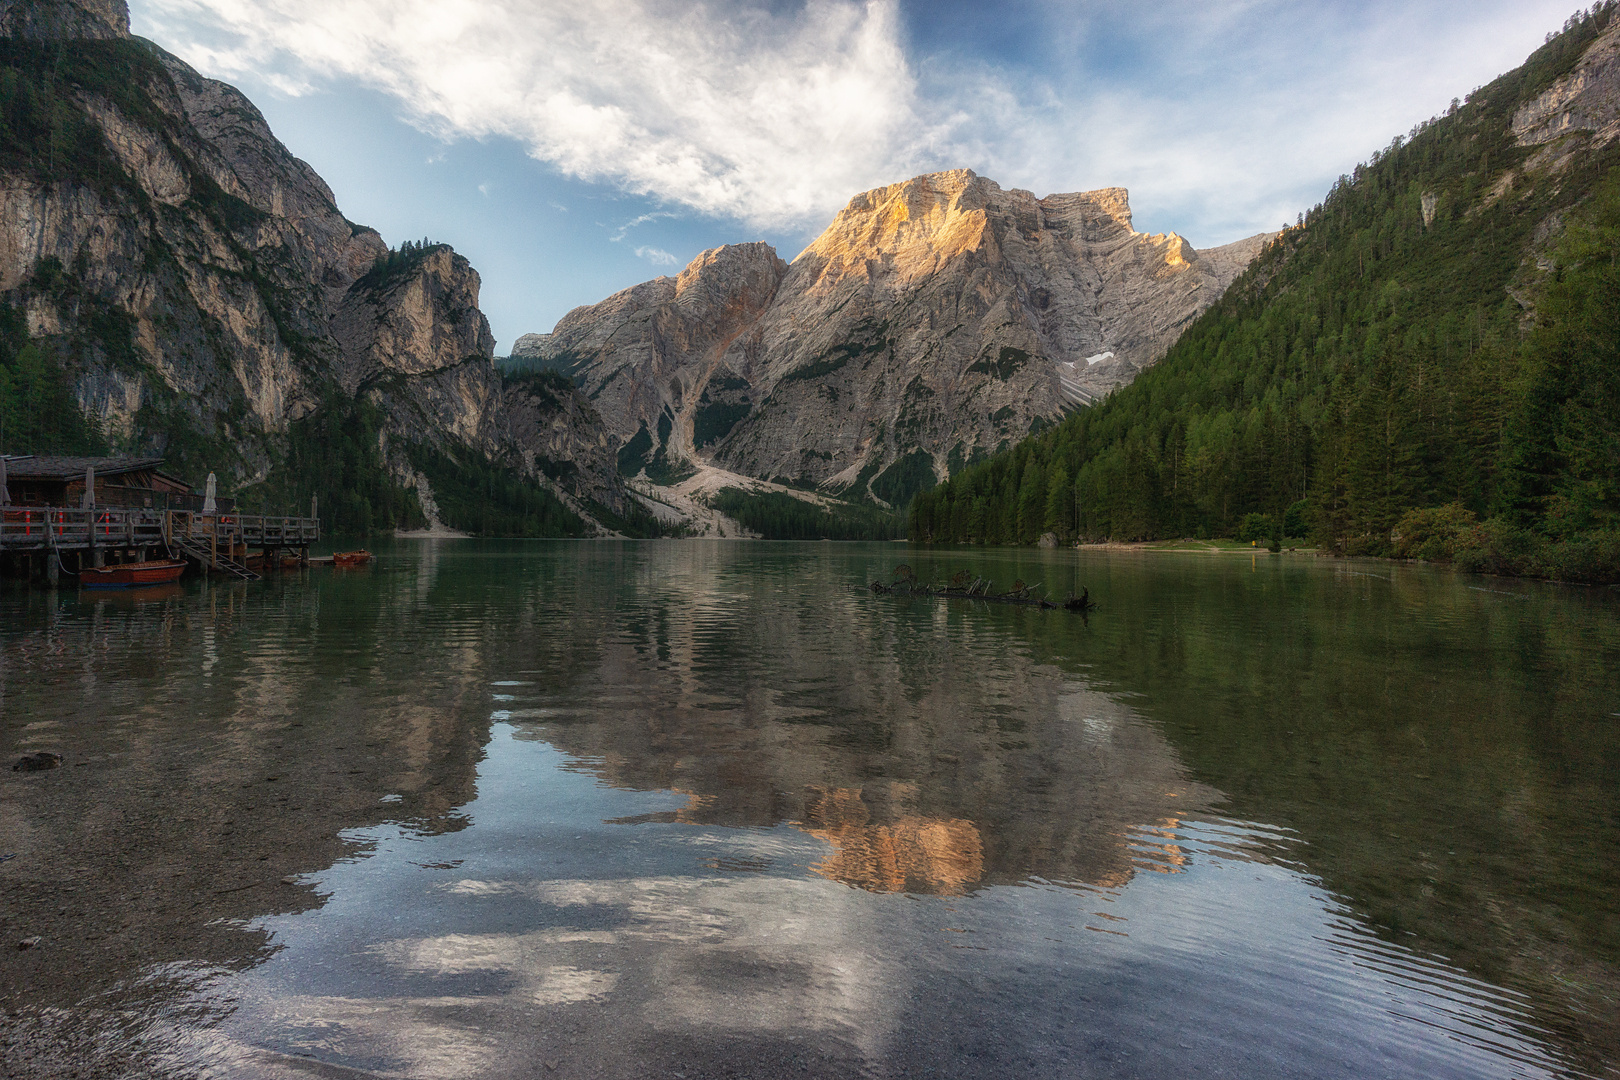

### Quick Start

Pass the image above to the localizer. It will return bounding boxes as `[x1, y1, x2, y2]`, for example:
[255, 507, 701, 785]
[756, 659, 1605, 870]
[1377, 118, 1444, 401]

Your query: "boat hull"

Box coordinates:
[79, 560, 187, 589]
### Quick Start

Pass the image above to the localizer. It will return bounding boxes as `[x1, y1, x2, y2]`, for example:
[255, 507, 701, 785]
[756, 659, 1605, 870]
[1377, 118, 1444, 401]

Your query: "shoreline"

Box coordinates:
[1073, 540, 1318, 554]
[394, 526, 471, 539]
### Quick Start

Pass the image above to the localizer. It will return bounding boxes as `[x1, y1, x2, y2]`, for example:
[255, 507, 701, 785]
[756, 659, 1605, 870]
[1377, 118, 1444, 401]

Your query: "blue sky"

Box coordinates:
[129, 0, 1582, 352]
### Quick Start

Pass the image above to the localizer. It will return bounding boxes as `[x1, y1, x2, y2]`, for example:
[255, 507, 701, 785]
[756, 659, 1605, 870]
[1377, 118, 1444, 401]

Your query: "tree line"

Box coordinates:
[712, 487, 904, 540]
[910, 4, 1620, 582]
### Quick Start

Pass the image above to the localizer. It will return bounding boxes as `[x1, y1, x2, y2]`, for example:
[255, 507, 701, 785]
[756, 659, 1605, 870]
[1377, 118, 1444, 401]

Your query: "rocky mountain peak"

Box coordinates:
[797, 169, 994, 288]
[1035, 186, 1131, 235]
[794, 171, 1170, 300]
[0, 0, 129, 40]
[673, 242, 787, 321]
[519, 168, 1273, 502]
[332, 245, 496, 393]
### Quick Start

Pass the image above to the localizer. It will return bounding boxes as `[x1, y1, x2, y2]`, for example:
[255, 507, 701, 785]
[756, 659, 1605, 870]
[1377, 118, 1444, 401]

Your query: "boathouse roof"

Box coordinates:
[0, 455, 168, 479]
[3, 456, 200, 507]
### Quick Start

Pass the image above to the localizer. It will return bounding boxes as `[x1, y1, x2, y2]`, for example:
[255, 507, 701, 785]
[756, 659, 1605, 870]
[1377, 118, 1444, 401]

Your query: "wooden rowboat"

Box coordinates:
[332, 549, 372, 567]
[79, 559, 187, 590]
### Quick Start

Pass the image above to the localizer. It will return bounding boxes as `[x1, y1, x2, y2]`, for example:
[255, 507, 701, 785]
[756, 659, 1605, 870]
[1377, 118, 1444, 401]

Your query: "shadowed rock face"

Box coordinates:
[0, 0, 627, 524]
[517, 170, 1270, 501]
[0, 0, 126, 39]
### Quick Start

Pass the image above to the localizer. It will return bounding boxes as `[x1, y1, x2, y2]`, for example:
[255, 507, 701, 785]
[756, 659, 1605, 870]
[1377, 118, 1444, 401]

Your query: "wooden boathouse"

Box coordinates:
[1, 455, 319, 584]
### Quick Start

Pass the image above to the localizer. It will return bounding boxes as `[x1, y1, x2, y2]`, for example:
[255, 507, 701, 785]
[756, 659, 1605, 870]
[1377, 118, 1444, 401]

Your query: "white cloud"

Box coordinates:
[136, 0, 1581, 246]
[633, 246, 679, 267]
[921, 0, 1579, 244]
[138, 0, 935, 230]
[610, 211, 676, 242]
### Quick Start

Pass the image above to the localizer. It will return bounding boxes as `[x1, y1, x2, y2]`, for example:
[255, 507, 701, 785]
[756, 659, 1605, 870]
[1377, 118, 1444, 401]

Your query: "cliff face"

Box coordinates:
[332, 246, 497, 392]
[519, 170, 1269, 502]
[1513, 18, 1620, 150]
[0, 0, 126, 40]
[0, 0, 631, 528]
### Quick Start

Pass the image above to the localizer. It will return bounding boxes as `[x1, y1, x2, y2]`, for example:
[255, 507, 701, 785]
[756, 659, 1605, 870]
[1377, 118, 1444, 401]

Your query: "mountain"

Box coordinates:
[510, 171, 1268, 506]
[908, 4, 1620, 583]
[0, 0, 644, 536]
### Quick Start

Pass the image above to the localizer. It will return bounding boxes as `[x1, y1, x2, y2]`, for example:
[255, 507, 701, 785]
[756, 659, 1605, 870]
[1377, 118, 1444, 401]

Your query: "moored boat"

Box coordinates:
[332, 549, 371, 567]
[78, 559, 187, 590]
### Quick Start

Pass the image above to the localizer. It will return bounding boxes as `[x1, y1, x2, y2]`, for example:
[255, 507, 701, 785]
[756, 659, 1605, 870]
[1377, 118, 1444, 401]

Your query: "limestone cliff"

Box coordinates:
[517, 170, 1269, 503]
[332, 245, 496, 395]
[0, 0, 633, 530]
[1513, 17, 1620, 151]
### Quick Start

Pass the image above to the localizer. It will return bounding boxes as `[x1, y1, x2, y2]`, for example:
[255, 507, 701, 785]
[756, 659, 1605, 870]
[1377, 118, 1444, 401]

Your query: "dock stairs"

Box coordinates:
[172, 534, 261, 581]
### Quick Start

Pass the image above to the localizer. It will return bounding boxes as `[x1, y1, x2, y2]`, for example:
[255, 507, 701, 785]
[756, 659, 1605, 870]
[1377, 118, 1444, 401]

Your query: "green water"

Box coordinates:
[1, 542, 1616, 1079]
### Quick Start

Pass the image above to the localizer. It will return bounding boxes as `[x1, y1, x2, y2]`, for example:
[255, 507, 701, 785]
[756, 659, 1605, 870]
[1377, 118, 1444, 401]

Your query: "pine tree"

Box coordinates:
[1044, 462, 1073, 539]
[1017, 460, 1046, 543]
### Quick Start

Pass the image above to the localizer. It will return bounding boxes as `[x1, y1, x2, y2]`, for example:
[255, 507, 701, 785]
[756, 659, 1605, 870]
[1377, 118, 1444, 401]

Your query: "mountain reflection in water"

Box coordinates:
[801, 788, 985, 894]
[0, 541, 1614, 1080]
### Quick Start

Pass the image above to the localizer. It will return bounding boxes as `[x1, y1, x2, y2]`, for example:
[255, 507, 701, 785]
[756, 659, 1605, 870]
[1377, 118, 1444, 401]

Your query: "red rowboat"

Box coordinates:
[333, 549, 371, 567]
[79, 559, 187, 589]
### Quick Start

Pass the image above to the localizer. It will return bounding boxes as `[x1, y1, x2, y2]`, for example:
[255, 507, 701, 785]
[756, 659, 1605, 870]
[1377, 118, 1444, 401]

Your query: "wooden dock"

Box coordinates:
[0, 508, 319, 583]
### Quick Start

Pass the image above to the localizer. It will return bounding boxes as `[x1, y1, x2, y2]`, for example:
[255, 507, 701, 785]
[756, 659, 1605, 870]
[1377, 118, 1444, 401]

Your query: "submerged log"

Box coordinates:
[866, 571, 1095, 613]
[864, 582, 1069, 610]
[1065, 588, 1097, 612]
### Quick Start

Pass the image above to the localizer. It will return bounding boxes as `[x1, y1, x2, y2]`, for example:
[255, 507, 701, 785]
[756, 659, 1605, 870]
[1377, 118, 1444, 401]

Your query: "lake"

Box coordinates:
[1, 541, 1616, 1079]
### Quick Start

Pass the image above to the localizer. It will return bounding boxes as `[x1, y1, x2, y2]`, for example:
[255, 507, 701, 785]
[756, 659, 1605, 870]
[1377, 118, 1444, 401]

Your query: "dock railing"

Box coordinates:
[1, 508, 168, 550]
[1, 508, 318, 552]
[238, 514, 321, 545]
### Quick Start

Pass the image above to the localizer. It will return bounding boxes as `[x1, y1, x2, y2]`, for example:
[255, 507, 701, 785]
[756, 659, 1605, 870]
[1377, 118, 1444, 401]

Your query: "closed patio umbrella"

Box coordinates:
[203, 472, 216, 515]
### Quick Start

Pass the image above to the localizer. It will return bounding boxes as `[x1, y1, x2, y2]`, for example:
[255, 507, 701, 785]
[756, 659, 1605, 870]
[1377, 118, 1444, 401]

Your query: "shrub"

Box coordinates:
[1392, 502, 1478, 561]
[1453, 519, 1544, 577]
[1238, 513, 1276, 542]
[1541, 531, 1620, 584]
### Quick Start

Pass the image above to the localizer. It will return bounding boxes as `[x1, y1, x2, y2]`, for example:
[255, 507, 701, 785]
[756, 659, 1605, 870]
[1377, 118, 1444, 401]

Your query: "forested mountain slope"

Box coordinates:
[909, 4, 1620, 582]
[0, 0, 646, 537]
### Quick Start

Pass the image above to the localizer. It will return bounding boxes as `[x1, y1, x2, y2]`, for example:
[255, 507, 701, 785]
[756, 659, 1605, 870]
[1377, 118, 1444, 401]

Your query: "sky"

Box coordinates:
[127, 0, 1584, 352]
